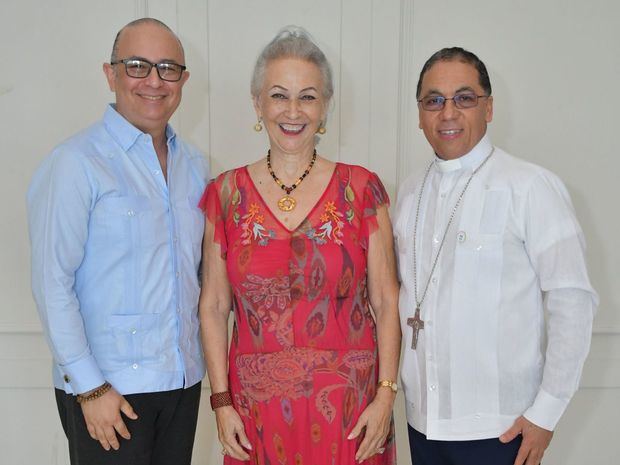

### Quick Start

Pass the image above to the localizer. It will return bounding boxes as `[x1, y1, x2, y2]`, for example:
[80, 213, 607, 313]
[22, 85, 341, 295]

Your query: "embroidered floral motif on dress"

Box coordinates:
[240, 202, 275, 246]
[307, 200, 346, 245]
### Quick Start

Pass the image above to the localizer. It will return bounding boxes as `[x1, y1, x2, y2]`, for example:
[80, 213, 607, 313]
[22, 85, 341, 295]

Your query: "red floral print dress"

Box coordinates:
[200, 163, 396, 465]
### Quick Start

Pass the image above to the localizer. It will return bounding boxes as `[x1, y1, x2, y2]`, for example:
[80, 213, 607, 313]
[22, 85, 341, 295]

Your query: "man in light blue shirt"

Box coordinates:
[27, 18, 208, 465]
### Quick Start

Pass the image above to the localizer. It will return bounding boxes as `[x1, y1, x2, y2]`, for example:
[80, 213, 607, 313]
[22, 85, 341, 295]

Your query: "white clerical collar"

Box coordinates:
[434, 135, 493, 173]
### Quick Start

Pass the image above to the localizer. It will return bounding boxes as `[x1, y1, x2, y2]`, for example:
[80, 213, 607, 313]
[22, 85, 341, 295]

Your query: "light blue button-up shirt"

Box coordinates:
[28, 105, 208, 395]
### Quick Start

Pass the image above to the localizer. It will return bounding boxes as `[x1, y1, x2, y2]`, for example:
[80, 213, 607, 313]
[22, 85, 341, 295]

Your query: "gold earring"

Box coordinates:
[317, 123, 326, 135]
[254, 119, 263, 132]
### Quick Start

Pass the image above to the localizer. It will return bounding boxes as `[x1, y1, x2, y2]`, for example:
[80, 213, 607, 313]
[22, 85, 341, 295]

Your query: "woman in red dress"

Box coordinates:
[199, 26, 401, 465]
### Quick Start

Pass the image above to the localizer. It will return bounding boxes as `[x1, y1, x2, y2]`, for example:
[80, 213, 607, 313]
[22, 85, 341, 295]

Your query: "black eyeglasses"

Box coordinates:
[110, 58, 187, 82]
[418, 93, 489, 111]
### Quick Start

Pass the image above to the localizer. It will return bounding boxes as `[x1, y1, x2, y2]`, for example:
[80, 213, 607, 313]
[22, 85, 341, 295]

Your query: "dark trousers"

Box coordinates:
[55, 382, 201, 465]
[408, 424, 523, 465]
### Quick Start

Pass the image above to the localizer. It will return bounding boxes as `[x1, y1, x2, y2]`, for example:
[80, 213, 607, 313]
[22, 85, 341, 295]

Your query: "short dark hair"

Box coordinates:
[416, 47, 491, 99]
[110, 18, 184, 63]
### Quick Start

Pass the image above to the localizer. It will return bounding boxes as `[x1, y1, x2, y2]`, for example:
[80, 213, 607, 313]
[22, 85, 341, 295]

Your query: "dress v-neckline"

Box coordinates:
[243, 163, 340, 233]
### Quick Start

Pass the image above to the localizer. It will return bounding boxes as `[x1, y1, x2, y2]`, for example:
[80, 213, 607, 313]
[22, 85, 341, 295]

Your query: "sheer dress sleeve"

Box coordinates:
[359, 170, 390, 250]
[198, 175, 229, 259]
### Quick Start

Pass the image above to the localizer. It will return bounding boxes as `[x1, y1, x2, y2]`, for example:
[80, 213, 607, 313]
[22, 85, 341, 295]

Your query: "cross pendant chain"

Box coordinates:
[409, 148, 495, 351]
[406, 307, 424, 350]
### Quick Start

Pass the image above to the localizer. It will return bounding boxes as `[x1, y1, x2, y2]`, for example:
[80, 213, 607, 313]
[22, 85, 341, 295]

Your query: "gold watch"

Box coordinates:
[377, 379, 398, 393]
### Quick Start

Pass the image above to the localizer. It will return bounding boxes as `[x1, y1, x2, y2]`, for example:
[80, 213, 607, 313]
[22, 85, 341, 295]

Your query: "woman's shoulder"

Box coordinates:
[209, 166, 248, 189]
[335, 163, 389, 209]
[334, 162, 382, 185]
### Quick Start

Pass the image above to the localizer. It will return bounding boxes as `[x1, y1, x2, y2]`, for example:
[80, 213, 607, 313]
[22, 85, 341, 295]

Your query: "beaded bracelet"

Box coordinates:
[76, 382, 112, 403]
[210, 391, 233, 410]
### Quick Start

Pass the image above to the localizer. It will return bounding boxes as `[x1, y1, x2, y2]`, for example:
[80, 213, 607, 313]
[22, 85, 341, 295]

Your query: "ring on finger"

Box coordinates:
[377, 447, 386, 454]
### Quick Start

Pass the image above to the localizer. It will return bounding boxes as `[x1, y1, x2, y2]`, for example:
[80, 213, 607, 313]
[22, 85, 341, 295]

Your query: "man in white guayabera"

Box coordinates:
[27, 18, 208, 465]
[394, 47, 597, 465]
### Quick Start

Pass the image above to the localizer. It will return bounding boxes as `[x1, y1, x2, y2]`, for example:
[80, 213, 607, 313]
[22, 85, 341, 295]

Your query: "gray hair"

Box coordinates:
[110, 17, 184, 63]
[251, 26, 334, 101]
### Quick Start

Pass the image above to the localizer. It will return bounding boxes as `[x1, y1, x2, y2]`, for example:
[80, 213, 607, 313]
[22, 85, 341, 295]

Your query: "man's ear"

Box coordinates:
[103, 63, 116, 92]
[180, 70, 190, 86]
[485, 95, 494, 123]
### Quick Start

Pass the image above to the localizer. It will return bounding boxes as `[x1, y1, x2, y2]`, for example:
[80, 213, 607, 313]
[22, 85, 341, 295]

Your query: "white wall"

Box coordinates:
[1, 1, 617, 464]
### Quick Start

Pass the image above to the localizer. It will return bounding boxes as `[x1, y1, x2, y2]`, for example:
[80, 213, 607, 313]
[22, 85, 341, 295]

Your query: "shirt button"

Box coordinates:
[132, 363, 138, 370]
[440, 193, 446, 198]
[153, 170, 160, 175]
[431, 277, 437, 284]
[475, 414, 481, 420]
[127, 210, 135, 217]
[426, 320, 433, 327]
[433, 237, 439, 244]
[173, 236, 178, 243]
[176, 271, 180, 278]
[177, 307, 181, 313]
[427, 353, 433, 361]
[457, 231, 466, 243]
[63, 374, 71, 383]
[131, 328, 137, 335]
[429, 384, 437, 391]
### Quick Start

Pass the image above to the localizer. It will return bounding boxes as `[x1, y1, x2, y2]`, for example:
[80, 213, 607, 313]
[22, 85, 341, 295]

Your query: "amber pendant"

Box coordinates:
[277, 195, 296, 211]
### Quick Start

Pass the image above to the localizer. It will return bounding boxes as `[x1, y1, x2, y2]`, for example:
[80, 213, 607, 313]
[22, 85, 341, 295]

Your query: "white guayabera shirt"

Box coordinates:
[394, 135, 598, 441]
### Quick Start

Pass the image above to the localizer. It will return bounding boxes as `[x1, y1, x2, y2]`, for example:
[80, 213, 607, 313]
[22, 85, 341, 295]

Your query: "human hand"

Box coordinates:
[500, 415, 553, 465]
[80, 387, 138, 451]
[348, 390, 394, 462]
[215, 406, 252, 460]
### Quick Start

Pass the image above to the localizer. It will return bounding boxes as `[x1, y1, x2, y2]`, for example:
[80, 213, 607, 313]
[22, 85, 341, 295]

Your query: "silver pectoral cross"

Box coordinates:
[406, 307, 424, 350]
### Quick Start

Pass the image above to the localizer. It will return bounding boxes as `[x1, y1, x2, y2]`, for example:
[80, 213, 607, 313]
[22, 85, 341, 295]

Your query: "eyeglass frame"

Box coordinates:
[417, 93, 490, 111]
[110, 58, 187, 82]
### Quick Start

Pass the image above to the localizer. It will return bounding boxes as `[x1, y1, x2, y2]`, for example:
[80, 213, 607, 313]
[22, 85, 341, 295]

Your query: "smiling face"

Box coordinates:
[418, 59, 493, 160]
[253, 57, 327, 157]
[103, 22, 189, 136]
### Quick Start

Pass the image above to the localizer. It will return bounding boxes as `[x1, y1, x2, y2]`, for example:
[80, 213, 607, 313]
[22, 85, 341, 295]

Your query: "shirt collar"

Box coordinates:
[103, 104, 177, 152]
[434, 134, 493, 173]
[165, 124, 177, 150]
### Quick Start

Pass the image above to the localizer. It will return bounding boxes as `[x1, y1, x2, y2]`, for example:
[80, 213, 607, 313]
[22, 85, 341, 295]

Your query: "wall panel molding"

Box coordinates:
[395, 0, 416, 191]
[135, 0, 148, 18]
[0, 322, 41, 334]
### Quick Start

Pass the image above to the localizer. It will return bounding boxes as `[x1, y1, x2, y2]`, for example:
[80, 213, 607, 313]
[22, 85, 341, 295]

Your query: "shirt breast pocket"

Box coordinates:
[96, 195, 157, 246]
[454, 231, 504, 291]
[453, 189, 509, 287]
